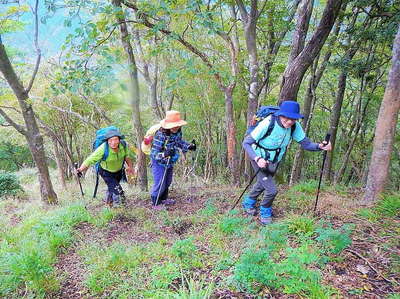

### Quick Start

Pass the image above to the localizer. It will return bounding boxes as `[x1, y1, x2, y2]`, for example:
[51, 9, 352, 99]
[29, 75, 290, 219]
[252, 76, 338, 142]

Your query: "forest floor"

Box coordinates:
[1, 175, 399, 298]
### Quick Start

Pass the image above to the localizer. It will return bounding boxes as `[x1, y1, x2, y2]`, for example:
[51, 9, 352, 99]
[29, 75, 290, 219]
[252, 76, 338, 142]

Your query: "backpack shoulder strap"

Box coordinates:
[259, 114, 276, 142]
[100, 142, 109, 161]
[290, 122, 297, 136]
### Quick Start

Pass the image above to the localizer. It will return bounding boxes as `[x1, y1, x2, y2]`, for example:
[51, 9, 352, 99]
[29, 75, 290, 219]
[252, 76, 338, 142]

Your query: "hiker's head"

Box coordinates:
[160, 110, 187, 132]
[275, 101, 304, 128]
[104, 130, 123, 149]
[107, 136, 120, 149]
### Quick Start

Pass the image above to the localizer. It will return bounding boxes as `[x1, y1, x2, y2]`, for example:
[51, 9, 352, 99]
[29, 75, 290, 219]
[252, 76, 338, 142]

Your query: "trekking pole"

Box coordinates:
[313, 133, 331, 215]
[155, 157, 171, 206]
[231, 167, 261, 211]
[74, 162, 85, 197]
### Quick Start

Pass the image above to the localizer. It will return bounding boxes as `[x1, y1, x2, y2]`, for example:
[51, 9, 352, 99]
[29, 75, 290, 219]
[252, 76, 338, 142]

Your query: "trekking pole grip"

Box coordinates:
[74, 162, 82, 178]
[324, 133, 331, 144]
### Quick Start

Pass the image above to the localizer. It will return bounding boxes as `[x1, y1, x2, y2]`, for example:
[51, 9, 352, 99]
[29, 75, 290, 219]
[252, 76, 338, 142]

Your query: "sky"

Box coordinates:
[1, 0, 81, 60]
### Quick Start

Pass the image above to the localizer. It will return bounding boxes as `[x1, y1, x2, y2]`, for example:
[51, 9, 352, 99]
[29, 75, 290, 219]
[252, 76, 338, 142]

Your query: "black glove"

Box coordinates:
[163, 148, 175, 157]
[188, 139, 196, 151]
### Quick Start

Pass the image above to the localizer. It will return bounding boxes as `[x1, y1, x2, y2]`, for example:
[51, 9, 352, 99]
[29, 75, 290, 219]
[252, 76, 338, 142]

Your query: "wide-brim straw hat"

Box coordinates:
[274, 100, 304, 119]
[160, 110, 188, 129]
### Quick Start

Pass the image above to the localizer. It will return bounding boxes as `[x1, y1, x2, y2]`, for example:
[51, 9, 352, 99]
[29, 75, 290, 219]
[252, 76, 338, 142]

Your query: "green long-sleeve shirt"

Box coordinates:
[82, 143, 133, 172]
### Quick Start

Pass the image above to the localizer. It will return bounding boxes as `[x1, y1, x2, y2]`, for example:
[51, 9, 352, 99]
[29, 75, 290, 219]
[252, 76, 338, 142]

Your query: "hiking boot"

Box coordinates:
[260, 216, 272, 225]
[112, 194, 121, 207]
[152, 204, 166, 211]
[112, 201, 121, 208]
[244, 208, 257, 216]
[163, 199, 176, 206]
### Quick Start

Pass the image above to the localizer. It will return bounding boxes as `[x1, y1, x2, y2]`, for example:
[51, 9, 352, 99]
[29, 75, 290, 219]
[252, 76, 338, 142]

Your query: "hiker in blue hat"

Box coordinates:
[242, 100, 332, 225]
[76, 128, 135, 207]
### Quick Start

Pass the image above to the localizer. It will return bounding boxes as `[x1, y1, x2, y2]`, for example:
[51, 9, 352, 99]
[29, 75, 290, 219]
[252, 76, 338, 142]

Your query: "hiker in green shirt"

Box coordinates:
[76, 129, 134, 207]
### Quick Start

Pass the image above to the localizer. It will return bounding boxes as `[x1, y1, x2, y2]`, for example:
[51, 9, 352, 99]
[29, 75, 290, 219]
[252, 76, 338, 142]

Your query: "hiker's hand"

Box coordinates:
[319, 141, 332, 151]
[126, 166, 134, 175]
[188, 143, 196, 151]
[255, 157, 268, 168]
[75, 168, 83, 178]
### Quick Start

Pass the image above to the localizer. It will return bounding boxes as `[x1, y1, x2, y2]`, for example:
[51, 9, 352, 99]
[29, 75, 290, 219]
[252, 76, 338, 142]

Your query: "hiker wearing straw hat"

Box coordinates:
[242, 101, 332, 225]
[150, 110, 196, 210]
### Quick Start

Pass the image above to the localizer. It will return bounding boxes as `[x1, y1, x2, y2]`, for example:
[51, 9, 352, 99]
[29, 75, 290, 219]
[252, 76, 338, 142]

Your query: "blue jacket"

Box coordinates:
[150, 129, 191, 168]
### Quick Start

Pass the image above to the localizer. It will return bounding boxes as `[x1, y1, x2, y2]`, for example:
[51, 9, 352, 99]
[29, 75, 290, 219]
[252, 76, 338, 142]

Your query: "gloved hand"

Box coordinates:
[163, 148, 175, 157]
[188, 139, 196, 151]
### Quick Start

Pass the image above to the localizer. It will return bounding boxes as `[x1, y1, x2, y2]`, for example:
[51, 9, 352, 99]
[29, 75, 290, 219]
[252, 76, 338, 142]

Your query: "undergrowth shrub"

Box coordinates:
[218, 212, 251, 236]
[315, 223, 353, 254]
[199, 199, 218, 217]
[170, 276, 214, 299]
[0, 172, 23, 198]
[376, 194, 400, 217]
[233, 220, 351, 297]
[286, 215, 315, 236]
[150, 262, 181, 289]
[357, 193, 400, 221]
[171, 237, 202, 269]
[290, 180, 319, 194]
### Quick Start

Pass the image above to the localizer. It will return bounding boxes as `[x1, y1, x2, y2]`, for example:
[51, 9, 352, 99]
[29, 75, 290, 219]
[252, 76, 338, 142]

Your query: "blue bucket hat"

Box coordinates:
[104, 129, 124, 140]
[274, 100, 304, 119]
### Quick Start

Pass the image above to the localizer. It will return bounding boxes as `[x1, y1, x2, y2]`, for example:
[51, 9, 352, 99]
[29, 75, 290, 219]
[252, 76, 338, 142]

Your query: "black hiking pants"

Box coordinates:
[99, 167, 124, 198]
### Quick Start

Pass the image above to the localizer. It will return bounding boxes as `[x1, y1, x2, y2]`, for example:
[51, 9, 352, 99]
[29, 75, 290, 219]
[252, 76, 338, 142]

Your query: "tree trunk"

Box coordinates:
[287, 0, 314, 66]
[0, 41, 58, 204]
[279, 0, 342, 101]
[51, 136, 67, 189]
[113, 0, 147, 191]
[335, 76, 369, 184]
[364, 25, 400, 201]
[225, 86, 239, 185]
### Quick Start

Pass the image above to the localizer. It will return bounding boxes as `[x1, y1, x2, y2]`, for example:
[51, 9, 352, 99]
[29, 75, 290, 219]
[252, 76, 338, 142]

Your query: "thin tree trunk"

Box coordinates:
[225, 86, 239, 185]
[0, 41, 57, 204]
[335, 77, 370, 184]
[364, 25, 400, 201]
[51, 136, 67, 189]
[325, 47, 358, 181]
[113, 0, 147, 191]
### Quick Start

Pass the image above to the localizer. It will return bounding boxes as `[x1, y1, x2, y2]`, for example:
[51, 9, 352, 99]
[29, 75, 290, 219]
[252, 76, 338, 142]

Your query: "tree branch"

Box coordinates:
[78, 92, 112, 124]
[120, 1, 225, 90]
[0, 108, 27, 135]
[0, 105, 21, 113]
[45, 102, 99, 129]
[26, 0, 41, 93]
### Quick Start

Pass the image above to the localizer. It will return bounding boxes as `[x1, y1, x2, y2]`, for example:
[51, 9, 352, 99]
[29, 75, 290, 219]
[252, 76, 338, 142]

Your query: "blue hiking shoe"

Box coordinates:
[260, 216, 272, 225]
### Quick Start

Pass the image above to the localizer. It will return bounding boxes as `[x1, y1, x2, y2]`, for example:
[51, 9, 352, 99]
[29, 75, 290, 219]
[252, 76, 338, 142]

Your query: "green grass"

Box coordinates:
[357, 193, 400, 221]
[0, 202, 91, 298]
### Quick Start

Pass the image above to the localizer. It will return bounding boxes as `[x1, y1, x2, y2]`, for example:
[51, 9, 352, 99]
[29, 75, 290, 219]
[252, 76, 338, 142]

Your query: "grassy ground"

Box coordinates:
[0, 169, 399, 298]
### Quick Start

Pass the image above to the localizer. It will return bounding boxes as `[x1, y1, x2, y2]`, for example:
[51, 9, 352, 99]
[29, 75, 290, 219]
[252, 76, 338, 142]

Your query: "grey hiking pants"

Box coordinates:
[248, 160, 278, 208]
